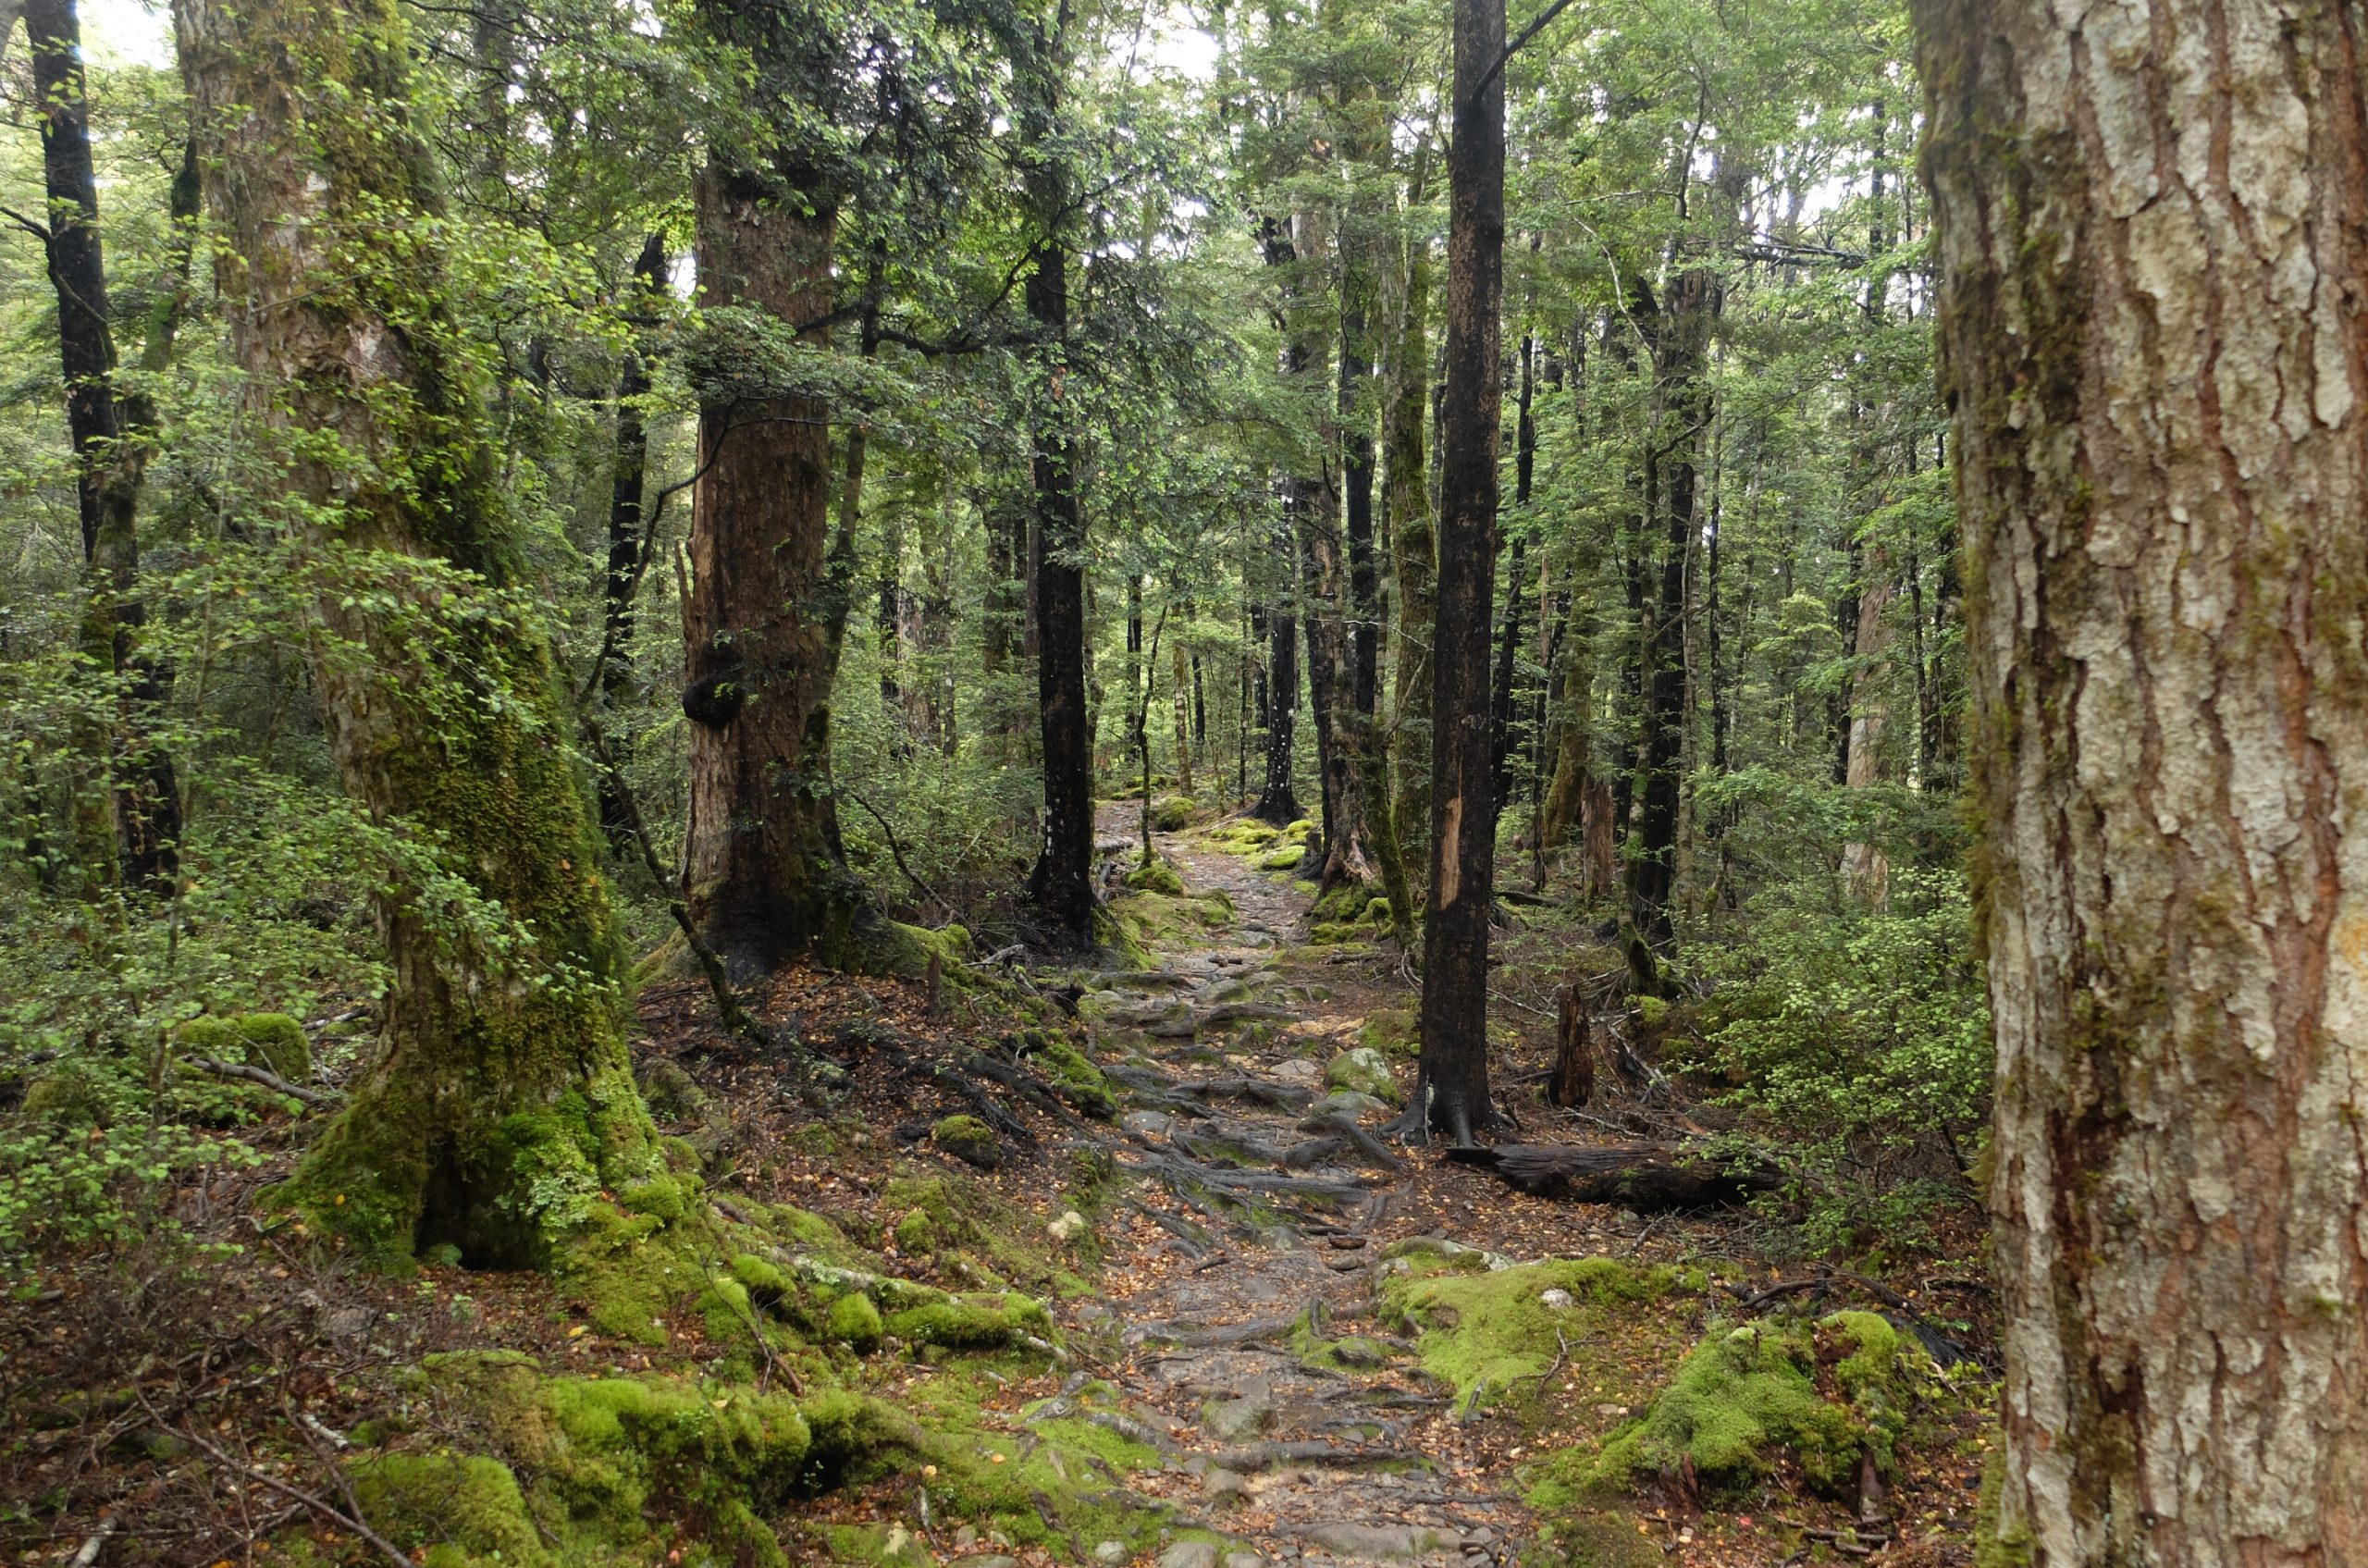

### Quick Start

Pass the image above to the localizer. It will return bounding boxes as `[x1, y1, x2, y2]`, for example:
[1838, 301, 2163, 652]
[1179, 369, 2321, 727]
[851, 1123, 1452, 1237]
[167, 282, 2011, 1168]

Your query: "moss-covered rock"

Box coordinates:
[1147, 795, 1194, 833]
[1359, 1007, 1418, 1061]
[1256, 845, 1305, 871]
[1325, 1046, 1401, 1105]
[1018, 1031, 1116, 1119]
[179, 1012, 313, 1081]
[931, 1115, 1002, 1169]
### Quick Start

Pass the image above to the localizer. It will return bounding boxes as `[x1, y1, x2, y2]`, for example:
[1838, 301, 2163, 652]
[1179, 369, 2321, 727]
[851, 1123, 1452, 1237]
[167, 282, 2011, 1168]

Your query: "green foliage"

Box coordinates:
[1381, 1256, 1684, 1414]
[1690, 869, 1990, 1254]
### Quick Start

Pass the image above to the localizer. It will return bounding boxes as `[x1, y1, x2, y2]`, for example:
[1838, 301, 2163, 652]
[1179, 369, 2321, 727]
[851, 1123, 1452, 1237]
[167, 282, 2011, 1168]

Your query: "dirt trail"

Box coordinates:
[1054, 810, 1529, 1568]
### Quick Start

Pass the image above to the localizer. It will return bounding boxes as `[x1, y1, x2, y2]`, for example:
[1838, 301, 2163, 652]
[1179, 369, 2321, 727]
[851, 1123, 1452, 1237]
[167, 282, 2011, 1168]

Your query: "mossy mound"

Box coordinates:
[1014, 1031, 1117, 1118]
[1124, 858, 1187, 895]
[1107, 885, 1236, 954]
[1381, 1255, 1684, 1414]
[1324, 1046, 1401, 1105]
[1359, 1007, 1418, 1061]
[881, 1168, 1093, 1297]
[1548, 1311, 1931, 1501]
[1147, 795, 1195, 832]
[1209, 820, 1280, 854]
[931, 1114, 1001, 1168]
[1256, 845, 1305, 871]
[178, 1012, 312, 1081]
[884, 1290, 1051, 1348]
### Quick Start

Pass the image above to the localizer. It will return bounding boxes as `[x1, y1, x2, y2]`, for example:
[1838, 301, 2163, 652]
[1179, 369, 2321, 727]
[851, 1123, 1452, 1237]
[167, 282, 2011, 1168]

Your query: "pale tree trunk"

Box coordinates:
[1384, 144, 1435, 887]
[1918, 2, 2368, 1562]
[1837, 560, 1892, 901]
[176, 0, 655, 1265]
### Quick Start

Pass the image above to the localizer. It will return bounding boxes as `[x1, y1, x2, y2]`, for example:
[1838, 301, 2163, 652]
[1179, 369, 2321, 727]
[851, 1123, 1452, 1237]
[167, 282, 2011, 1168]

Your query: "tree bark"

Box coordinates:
[1253, 592, 1301, 824]
[595, 232, 665, 856]
[1626, 269, 1717, 951]
[1384, 144, 1435, 885]
[1918, 2, 2368, 1562]
[682, 152, 857, 980]
[1411, 0, 1504, 1146]
[176, 0, 655, 1264]
[29, 0, 180, 895]
[1019, 18, 1093, 943]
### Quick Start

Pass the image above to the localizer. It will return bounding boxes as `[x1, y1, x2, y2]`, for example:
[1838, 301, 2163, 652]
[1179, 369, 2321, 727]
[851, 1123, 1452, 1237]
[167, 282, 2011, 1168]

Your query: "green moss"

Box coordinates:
[555, 1197, 705, 1345]
[1284, 818, 1315, 839]
[732, 1251, 790, 1304]
[884, 1290, 1051, 1349]
[828, 1290, 884, 1350]
[1125, 858, 1187, 895]
[179, 1012, 313, 1081]
[1021, 1032, 1116, 1119]
[894, 1208, 941, 1255]
[349, 1451, 545, 1568]
[19, 1066, 104, 1127]
[1148, 796, 1194, 832]
[1576, 1316, 1895, 1496]
[1257, 845, 1305, 870]
[1359, 1007, 1419, 1061]
[931, 1114, 1001, 1168]
[1382, 1257, 1678, 1413]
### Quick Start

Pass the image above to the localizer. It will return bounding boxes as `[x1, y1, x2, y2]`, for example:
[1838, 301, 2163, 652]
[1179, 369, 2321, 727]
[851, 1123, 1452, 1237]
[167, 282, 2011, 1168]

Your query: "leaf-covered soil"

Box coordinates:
[0, 808, 1993, 1568]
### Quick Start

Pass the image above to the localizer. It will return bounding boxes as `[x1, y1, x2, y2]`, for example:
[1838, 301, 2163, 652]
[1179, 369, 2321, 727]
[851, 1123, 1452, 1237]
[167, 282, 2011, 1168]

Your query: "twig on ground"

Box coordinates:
[183, 1056, 338, 1106]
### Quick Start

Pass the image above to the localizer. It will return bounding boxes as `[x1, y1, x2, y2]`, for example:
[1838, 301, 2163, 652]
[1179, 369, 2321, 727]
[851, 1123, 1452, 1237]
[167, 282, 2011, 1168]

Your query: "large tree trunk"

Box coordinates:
[1020, 25, 1093, 943]
[1918, 3, 2368, 1562]
[682, 155, 857, 981]
[177, 0, 656, 1265]
[1411, 0, 1503, 1146]
[29, 0, 179, 896]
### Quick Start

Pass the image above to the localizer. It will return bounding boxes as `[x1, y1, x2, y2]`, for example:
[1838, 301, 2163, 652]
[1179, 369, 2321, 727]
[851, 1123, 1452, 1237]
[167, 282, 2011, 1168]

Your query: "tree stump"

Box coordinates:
[1547, 984, 1595, 1107]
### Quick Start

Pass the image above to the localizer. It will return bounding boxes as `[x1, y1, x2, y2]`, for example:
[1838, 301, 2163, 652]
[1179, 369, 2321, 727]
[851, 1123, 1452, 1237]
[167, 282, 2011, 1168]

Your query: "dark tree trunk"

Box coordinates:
[682, 154, 858, 981]
[1625, 268, 1717, 950]
[1412, 0, 1505, 1146]
[30, 0, 180, 895]
[1253, 593, 1301, 824]
[1020, 31, 1093, 943]
[596, 231, 666, 856]
[1384, 143, 1435, 883]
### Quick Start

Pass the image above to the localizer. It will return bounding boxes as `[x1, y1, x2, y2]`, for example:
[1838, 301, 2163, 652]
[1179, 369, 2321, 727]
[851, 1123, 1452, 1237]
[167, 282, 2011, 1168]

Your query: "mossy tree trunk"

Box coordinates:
[176, 0, 657, 1265]
[1918, 2, 2368, 1562]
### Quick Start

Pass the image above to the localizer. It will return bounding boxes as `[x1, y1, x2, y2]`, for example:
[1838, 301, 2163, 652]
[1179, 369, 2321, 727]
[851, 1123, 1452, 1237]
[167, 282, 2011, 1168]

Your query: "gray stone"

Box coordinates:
[1095, 1543, 1128, 1565]
[1222, 1553, 1267, 1568]
[1272, 1057, 1324, 1087]
[1300, 1524, 1458, 1559]
[1538, 1288, 1574, 1310]
[1158, 1543, 1222, 1568]
[1202, 1387, 1274, 1441]
[1307, 1089, 1389, 1121]
[950, 1558, 1022, 1568]
[1202, 1466, 1252, 1503]
[1125, 1110, 1176, 1137]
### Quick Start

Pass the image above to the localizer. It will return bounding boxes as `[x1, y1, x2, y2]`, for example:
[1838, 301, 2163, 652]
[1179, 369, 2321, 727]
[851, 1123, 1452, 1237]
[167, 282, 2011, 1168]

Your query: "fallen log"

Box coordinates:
[1444, 1142, 1779, 1210]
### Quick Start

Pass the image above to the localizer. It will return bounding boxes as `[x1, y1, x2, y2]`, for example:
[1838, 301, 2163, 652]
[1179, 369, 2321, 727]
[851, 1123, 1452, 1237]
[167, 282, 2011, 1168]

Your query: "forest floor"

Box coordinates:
[0, 807, 1992, 1568]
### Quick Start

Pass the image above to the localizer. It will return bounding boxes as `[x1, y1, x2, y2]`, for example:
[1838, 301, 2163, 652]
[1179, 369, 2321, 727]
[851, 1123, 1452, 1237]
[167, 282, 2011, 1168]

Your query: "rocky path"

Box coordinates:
[1052, 811, 1528, 1568]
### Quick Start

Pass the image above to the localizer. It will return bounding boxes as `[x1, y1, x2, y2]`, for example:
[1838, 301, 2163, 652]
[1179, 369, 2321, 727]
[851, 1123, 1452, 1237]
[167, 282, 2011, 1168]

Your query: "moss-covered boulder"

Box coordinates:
[1256, 845, 1305, 871]
[179, 1012, 312, 1081]
[1147, 795, 1194, 833]
[1359, 1007, 1418, 1061]
[1568, 1311, 1927, 1498]
[931, 1115, 1002, 1169]
[1325, 1046, 1400, 1105]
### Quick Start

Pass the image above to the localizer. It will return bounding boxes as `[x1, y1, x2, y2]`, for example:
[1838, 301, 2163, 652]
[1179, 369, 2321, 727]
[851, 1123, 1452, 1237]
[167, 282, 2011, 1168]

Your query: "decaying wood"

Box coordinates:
[1547, 985, 1594, 1108]
[1445, 1142, 1776, 1210]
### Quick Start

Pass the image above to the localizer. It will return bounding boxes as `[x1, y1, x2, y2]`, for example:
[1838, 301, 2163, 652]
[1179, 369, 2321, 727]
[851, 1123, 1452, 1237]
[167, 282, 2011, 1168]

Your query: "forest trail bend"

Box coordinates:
[1053, 809, 1532, 1568]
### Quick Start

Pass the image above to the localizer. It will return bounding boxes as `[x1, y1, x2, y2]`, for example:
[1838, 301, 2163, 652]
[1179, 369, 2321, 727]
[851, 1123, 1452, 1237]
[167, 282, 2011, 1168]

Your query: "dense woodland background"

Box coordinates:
[0, 0, 1984, 1260]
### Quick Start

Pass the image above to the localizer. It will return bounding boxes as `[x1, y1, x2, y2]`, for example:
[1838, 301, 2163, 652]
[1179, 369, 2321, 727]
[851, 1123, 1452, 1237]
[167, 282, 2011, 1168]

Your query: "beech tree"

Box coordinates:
[1918, 0, 2368, 1560]
[174, 0, 656, 1262]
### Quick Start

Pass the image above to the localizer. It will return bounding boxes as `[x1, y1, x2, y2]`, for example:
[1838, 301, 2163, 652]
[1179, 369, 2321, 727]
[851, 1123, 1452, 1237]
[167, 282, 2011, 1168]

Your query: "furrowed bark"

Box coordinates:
[1917, 2, 2368, 1562]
